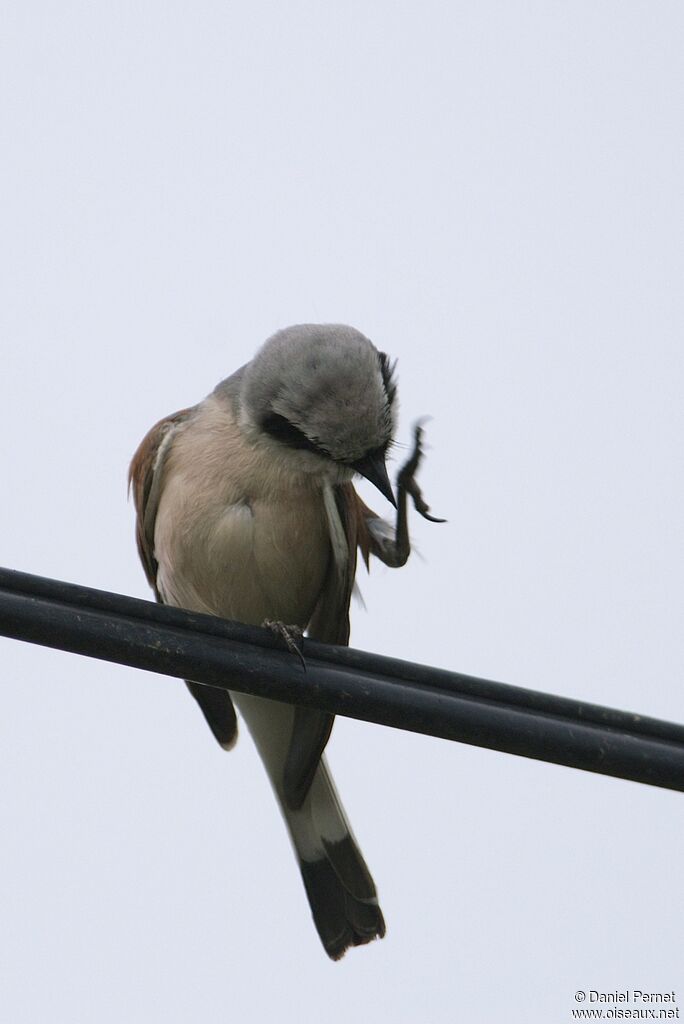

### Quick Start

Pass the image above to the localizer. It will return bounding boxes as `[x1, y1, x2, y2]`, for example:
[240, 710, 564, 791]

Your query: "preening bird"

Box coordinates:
[129, 323, 443, 959]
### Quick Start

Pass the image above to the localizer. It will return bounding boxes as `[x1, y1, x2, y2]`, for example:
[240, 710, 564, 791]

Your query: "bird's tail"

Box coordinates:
[293, 756, 386, 959]
[232, 692, 386, 960]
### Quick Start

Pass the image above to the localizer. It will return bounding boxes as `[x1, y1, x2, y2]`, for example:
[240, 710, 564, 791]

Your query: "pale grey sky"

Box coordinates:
[1, 3, 683, 1022]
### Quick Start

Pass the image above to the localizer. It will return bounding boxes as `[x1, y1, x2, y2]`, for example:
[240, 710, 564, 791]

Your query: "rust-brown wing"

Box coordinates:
[128, 407, 238, 751]
[128, 408, 192, 596]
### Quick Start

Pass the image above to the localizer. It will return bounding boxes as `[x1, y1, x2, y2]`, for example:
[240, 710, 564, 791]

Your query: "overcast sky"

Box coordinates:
[1, 3, 683, 1022]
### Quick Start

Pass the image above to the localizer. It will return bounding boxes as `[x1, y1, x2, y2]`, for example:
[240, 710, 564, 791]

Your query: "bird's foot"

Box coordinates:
[397, 421, 447, 524]
[262, 620, 306, 670]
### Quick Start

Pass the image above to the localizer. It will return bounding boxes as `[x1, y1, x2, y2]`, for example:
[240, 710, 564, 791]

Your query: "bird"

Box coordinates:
[128, 323, 443, 959]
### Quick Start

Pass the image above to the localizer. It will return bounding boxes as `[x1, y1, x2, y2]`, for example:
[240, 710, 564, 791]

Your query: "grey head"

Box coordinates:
[240, 324, 398, 504]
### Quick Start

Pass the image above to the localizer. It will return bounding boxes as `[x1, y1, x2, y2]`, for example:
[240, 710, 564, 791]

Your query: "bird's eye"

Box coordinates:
[261, 413, 330, 458]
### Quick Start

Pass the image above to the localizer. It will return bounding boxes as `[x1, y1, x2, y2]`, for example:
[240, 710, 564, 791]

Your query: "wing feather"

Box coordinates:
[283, 482, 377, 809]
[128, 408, 192, 595]
[128, 406, 238, 749]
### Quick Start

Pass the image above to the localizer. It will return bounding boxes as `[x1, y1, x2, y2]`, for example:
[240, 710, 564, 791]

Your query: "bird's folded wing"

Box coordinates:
[128, 407, 193, 595]
[128, 406, 238, 749]
[283, 483, 376, 810]
[306, 481, 366, 647]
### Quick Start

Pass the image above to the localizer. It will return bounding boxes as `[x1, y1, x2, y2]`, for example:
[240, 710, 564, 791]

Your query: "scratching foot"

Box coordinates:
[397, 422, 446, 524]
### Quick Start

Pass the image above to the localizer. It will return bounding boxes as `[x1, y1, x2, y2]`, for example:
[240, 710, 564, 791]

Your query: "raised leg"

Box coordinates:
[368, 421, 446, 568]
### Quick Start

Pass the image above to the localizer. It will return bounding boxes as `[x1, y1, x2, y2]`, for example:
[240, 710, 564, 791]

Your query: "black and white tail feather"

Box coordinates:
[233, 692, 385, 959]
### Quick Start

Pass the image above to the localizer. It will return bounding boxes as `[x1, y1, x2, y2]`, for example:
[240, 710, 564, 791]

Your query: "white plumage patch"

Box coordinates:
[367, 516, 395, 547]
[322, 482, 348, 576]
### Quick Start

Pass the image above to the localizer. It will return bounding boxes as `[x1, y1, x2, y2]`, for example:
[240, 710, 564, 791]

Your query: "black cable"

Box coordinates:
[0, 567, 682, 793]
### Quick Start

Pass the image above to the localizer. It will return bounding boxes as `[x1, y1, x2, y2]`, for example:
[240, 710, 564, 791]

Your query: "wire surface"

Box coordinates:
[1, 567, 682, 792]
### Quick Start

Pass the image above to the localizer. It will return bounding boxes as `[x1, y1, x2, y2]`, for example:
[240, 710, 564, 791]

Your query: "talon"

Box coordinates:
[262, 620, 307, 670]
[396, 422, 447, 524]
[397, 422, 425, 488]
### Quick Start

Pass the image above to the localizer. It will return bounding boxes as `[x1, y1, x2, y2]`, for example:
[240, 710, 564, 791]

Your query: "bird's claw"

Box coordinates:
[262, 620, 307, 670]
[397, 422, 447, 524]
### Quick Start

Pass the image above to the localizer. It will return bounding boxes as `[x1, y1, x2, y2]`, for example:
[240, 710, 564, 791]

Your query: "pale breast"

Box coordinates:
[153, 395, 331, 626]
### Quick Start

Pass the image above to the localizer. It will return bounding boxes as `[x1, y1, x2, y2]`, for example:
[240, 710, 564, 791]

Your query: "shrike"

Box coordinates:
[129, 323, 442, 959]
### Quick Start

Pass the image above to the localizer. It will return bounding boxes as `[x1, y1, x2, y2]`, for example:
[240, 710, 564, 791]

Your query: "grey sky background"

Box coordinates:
[1, 3, 683, 1022]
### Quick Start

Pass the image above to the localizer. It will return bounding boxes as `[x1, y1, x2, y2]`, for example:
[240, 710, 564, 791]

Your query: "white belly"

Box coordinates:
[153, 432, 331, 627]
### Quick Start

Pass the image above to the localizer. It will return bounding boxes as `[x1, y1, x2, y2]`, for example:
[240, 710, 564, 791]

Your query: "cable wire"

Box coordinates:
[0, 566, 682, 793]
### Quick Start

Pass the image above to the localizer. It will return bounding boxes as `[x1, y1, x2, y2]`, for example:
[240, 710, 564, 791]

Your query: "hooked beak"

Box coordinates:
[350, 448, 397, 508]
